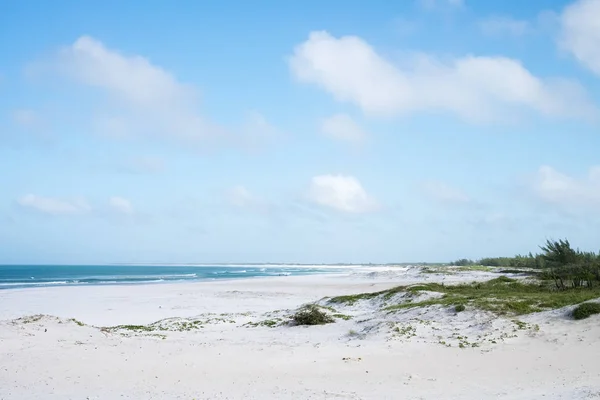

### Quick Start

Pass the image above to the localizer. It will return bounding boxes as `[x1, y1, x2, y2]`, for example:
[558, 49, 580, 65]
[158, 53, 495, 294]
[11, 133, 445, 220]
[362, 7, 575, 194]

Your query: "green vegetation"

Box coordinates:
[331, 250, 600, 317]
[498, 269, 538, 275]
[454, 265, 492, 272]
[451, 239, 600, 288]
[19, 315, 44, 324]
[538, 239, 600, 290]
[571, 302, 600, 320]
[243, 318, 283, 328]
[450, 254, 546, 269]
[69, 318, 85, 327]
[422, 267, 450, 274]
[385, 277, 600, 315]
[147, 333, 167, 340]
[451, 239, 600, 290]
[329, 292, 381, 305]
[332, 313, 353, 320]
[512, 319, 525, 329]
[102, 316, 237, 334]
[171, 320, 206, 331]
[329, 286, 407, 305]
[110, 324, 155, 332]
[394, 324, 416, 338]
[292, 304, 334, 326]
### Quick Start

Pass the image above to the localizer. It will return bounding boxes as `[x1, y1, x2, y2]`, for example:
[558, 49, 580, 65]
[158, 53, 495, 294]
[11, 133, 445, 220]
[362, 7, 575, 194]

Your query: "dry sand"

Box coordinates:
[1, 267, 599, 399]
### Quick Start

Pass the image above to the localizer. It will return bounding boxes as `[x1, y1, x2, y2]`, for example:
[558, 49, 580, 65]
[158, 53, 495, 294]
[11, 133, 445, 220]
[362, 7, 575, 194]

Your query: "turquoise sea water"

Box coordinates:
[0, 264, 347, 290]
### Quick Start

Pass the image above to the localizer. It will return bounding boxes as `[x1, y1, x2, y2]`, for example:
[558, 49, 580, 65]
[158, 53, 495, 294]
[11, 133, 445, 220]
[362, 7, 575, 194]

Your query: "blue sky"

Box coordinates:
[2, 0, 600, 264]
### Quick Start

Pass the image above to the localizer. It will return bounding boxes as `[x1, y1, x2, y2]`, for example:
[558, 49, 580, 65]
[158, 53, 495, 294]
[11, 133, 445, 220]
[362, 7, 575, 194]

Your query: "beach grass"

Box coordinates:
[332, 313, 353, 320]
[331, 276, 600, 316]
[243, 318, 283, 328]
[329, 286, 408, 306]
[453, 265, 493, 272]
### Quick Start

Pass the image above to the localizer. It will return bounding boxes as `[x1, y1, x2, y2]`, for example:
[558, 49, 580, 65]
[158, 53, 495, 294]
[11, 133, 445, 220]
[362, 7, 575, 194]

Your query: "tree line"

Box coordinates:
[450, 239, 600, 290]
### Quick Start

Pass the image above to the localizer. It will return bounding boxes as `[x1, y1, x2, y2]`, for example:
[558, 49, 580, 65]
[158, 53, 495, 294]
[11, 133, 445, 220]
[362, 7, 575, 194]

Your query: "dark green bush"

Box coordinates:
[292, 305, 334, 326]
[454, 304, 466, 312]
[489, 276, 517, 284]
[572, 302, 600, 320]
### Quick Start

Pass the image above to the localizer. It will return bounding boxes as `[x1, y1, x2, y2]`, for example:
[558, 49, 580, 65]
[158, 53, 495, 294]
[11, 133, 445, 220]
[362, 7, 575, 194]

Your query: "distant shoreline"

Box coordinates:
[0, 262, 424, 267]
[0, 264, 361, 291]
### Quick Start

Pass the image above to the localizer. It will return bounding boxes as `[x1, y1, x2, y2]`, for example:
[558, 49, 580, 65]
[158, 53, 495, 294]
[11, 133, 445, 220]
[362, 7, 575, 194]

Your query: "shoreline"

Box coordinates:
[0, 262, 388, 268]
[0, 264, 372, 292]
[0, 266, 512, 326]
[1, 267, 599, 399]
[0, 271, 399, 326]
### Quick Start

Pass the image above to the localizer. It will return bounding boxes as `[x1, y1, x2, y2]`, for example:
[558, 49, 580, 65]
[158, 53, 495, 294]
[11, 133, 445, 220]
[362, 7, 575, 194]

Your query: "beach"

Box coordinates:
[1, 266, 599, 399]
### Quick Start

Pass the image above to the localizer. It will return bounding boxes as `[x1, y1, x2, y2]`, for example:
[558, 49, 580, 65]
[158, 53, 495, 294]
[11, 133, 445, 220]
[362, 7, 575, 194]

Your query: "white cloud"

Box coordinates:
[33, 37, 280, 150]
[307, 174, 379, 213]
[17, 194, 91, 215]
[12, 109, 38, 128]
[532, 165, 600, 208]
[109, 196, 134, 214]
[559, 0, 600, 76]
[479, 16, 530, 37]
[51, 36, 226, 143]
[289, 31, 595, 123]
[421, 181, 470, 204]
[320, 113, 367, 143]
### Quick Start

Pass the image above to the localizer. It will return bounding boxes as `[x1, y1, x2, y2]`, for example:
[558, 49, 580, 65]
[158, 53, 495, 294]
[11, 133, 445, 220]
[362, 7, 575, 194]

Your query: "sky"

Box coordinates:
[1, 0, 600, 264]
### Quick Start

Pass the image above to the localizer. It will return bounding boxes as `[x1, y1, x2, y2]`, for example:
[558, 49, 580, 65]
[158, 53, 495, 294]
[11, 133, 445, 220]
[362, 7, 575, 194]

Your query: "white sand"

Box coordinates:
[1, 267, 599, 399]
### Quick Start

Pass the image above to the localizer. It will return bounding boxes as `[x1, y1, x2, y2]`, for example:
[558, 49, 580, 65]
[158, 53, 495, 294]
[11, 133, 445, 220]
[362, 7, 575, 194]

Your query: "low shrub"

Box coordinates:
[292, 305, 334, 326]
[454, 304, 466, 312]
[572, 302, 600, 320]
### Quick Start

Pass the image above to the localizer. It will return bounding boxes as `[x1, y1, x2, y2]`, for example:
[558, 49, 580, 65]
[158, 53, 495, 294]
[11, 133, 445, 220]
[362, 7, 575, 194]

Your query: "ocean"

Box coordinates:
[0, 264, 349, 290]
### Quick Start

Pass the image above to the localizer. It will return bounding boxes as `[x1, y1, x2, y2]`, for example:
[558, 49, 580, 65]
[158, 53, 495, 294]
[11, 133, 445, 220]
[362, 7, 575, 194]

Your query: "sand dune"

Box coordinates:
[1, 267, 599, 399]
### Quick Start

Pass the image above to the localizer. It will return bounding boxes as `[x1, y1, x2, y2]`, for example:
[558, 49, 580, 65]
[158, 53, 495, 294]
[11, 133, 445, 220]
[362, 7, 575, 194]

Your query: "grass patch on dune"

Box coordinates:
[329, 286, 407, 306]
[18, 315, 44, 324]
[332, 313, 353, 320]
[243, 318, 283, 328]
[110, 324, 155, 332]
[329, 292, 380, 305]
[69, 318, 85, 327]
[385, 277, 600, 315]
[104, 317, 235, 333]
[331, 276, 600, 317]
[453, 265, 493, 272]
[421, 267, 452, 274]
